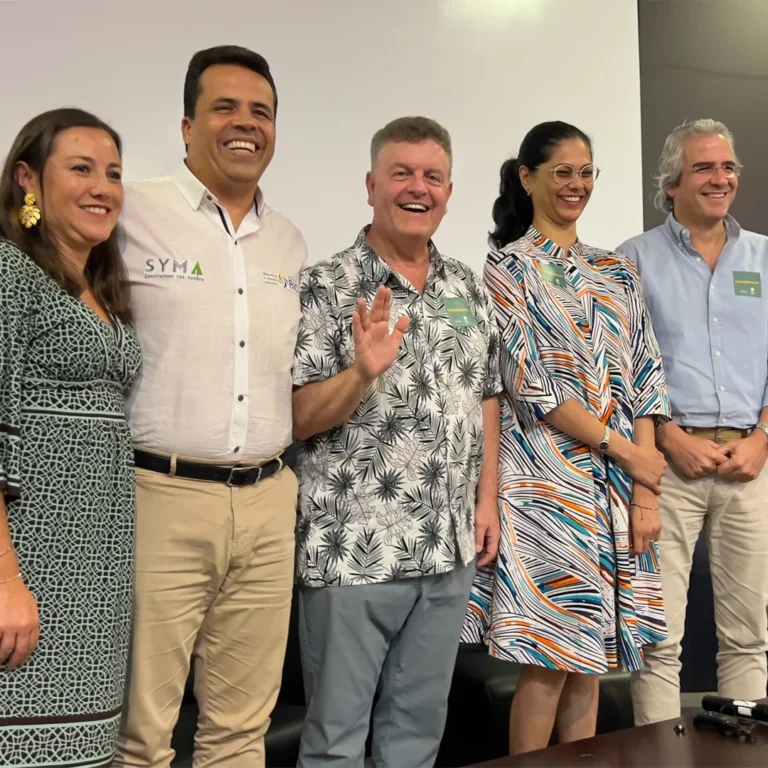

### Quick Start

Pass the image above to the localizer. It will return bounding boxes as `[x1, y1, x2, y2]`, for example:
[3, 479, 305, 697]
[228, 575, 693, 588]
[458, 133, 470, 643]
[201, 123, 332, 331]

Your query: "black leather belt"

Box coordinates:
[134, 445, 295, 487]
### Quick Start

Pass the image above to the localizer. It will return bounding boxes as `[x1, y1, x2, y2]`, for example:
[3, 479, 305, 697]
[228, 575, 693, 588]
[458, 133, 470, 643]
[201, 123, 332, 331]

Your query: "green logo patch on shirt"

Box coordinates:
[733, 271, 762, 298]
[539, 261, 567, 289]
[443, 297, 477, 328]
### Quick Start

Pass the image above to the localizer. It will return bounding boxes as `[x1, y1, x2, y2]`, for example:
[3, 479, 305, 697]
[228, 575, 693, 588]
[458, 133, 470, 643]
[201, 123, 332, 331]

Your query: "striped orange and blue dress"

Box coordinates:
[463, 227, 670, 673]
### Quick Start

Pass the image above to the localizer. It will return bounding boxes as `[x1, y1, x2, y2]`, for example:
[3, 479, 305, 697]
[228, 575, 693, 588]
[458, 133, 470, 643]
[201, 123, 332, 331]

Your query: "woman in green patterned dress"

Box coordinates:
[0, 109, 141, 767]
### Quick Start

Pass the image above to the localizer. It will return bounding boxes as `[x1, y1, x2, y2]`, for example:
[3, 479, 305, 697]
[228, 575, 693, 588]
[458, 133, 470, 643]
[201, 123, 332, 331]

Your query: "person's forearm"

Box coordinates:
[632, 416, 660, 496]
[543, 399, 633, 462]
[655, 419, 684, 450]
[292, 365, 373, 440]
[0, 497, 19, 580]
[477, 396, 500, 505]
[749, 406, 768, 447]
[633, 416, 657, 449]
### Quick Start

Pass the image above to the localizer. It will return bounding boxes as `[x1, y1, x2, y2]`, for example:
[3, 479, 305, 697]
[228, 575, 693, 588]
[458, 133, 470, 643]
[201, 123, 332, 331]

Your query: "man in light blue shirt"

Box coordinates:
[617, 119, 768, 725]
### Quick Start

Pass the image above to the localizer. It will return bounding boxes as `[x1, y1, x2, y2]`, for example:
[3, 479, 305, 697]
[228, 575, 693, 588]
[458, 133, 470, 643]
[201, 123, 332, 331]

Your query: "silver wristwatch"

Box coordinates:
[598, 425, 611, 453]
[754, 422, 768, 441]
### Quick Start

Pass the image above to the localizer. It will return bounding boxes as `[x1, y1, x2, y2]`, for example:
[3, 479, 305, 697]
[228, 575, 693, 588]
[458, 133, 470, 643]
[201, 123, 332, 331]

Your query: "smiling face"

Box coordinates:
[521, 138, 594, 229]
[15, 126, 123, 258]
[366, 139, 452, 245]
[667, 133, 738, 226]
[182, 63, 276, 193]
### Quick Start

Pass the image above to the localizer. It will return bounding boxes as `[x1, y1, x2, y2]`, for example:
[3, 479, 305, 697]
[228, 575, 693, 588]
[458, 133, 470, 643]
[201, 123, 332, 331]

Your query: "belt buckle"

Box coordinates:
[226, 465, 262, 487]
[713, 427, 731, 444]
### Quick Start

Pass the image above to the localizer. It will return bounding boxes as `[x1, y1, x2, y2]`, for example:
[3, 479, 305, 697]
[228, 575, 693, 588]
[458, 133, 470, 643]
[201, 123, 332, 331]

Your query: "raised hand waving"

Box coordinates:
[352, 286, 411, 380]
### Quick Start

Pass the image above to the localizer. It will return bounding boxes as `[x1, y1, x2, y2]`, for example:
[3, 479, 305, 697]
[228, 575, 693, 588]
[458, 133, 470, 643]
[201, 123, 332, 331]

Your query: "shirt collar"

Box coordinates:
[524, 225, 583, 259]
[353, 226, 446, 282]
[665, 212, 741, 248]
[172, 162, 266, 217]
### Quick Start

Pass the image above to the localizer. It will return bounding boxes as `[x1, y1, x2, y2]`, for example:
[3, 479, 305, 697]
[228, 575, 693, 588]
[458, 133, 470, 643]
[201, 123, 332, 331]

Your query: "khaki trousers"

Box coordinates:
[631, 463, 768, 724]
[114, 464, 298, 768]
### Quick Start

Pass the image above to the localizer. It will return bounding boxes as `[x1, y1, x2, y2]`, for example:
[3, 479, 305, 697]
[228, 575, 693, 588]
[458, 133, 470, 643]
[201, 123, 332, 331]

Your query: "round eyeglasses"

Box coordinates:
[548, 164, 600, 186]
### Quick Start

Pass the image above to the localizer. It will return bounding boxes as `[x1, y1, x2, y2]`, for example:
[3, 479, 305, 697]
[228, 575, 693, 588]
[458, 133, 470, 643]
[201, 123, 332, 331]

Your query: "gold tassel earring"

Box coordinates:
[18, 192, 41, 228]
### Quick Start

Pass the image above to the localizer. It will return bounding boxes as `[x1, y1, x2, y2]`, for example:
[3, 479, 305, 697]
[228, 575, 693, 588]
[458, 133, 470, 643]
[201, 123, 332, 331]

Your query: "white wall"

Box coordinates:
[0, 0, 643, 271]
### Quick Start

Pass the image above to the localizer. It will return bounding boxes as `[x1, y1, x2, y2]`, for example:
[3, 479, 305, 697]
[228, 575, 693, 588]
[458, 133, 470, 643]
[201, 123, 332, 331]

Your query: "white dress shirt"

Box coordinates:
[121, 163, 307, 462]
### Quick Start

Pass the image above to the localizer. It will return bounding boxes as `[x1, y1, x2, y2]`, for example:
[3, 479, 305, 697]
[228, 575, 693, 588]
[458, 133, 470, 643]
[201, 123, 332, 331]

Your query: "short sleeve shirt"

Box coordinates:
[292, 228, 501, 586]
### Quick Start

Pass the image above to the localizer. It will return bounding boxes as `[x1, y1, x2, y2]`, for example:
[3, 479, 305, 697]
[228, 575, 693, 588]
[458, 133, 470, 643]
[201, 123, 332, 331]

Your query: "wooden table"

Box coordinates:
[468, 710, 768, 767]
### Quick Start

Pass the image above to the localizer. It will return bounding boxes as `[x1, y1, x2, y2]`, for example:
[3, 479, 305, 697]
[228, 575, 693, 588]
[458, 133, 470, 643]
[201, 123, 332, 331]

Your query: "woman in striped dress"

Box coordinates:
[463, 122, 670, 753]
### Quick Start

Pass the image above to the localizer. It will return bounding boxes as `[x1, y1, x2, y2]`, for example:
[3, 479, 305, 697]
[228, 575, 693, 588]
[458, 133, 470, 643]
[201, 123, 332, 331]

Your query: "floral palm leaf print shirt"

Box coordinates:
[293, 228, 502, 587]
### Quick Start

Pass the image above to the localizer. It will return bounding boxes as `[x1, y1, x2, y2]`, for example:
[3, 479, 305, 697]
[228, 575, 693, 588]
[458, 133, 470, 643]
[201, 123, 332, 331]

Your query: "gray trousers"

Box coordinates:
[297, 560, 476, 768]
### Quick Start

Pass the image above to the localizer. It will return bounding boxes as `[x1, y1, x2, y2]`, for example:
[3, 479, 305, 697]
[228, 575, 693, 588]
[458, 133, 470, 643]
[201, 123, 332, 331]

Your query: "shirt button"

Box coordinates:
[696, 257, 702, 262]
[206, 195, 212, 201]
[234, 446, 240, 453]
[710, 285, 715, 292]
[238, 288, 244, 295]
[238, 394, 244, 402]
[715, 350, 721, 356]
[720, 386, 726, 391]
[721, 418, 727, 424]
[239, 341, 245, 348]
[713, 317, 718, 323]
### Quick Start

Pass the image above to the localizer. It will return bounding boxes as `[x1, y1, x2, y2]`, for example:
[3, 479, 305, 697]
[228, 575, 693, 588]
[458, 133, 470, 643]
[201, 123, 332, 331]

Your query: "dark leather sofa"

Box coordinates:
[170, 533, 740, 767]
[436, 647, 634, 767]
[435, 533, 723, 766]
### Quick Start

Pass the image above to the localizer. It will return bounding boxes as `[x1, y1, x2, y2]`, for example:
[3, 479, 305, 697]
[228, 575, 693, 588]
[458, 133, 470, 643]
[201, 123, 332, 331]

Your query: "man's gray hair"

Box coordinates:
[654, 119, 738, 213]
[370, 116, 453, 174]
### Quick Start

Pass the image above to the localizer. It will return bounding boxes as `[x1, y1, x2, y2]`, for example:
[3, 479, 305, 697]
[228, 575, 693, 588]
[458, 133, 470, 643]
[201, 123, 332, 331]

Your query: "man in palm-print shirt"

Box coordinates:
[291, 116, 502, 768]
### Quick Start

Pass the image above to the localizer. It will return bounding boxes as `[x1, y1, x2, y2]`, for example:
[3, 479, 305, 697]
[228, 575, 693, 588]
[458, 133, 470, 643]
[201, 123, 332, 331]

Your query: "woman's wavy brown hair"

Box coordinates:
[0, 108, 131, 322]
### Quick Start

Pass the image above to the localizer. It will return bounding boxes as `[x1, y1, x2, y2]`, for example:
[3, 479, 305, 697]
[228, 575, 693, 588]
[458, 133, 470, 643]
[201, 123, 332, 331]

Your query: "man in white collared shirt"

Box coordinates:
[114, 46, 306, 768]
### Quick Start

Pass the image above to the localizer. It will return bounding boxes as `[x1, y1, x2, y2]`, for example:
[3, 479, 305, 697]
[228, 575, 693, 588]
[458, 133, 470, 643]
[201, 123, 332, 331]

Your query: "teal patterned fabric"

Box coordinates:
[0, 241, 141, 767]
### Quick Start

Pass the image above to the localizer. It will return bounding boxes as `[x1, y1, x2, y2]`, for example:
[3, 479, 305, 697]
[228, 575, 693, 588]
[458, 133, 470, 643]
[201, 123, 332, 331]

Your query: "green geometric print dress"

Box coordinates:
[0, 241, 141, 768]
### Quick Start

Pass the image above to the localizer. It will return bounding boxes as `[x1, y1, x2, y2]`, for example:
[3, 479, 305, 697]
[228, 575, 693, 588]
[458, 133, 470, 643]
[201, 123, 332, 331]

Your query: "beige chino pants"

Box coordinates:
[631, 462, 768, 724]
[114, 462, 298, 768]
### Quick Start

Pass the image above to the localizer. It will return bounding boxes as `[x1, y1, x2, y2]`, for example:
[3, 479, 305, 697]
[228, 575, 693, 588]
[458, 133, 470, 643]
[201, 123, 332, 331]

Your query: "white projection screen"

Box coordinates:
[0, 0, 643, 271]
